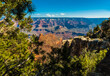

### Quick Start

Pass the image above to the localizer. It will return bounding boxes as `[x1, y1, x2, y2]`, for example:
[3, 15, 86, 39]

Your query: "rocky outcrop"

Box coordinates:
[63, 36, 107, 56]
[35, 35, 108, 62]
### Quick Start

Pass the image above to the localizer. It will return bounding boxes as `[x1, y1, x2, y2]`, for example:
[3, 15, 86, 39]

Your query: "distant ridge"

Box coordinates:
[28, 17, 108, 39]
[32, 16, 109, 18]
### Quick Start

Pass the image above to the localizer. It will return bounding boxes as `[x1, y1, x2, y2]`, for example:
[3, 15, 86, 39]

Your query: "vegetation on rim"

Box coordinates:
[0, 0, 110, 76]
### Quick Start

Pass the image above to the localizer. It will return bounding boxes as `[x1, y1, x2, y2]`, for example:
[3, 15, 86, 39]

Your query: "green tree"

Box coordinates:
[86, 29, 93, 37]
[87, 25, 102, 38]
[0, 0, 36, 75]
[93, 25, 100, 33]
[86, 18, 110, 39]
[71, 49, 107, 76]
[0, 32, 35, 75]
[0, 0, 33, 33]
[35, 41, 107, 76]
[101, 19, 110, 39]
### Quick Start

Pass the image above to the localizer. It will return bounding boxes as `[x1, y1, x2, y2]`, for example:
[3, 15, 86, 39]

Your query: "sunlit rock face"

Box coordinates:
[30, 18, 107, 39]
[63, 36, 107, 56]
[34, 35, 108, 62]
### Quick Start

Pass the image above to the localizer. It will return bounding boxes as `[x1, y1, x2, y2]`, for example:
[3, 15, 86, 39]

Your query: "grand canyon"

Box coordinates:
[26, 17, 107, 39]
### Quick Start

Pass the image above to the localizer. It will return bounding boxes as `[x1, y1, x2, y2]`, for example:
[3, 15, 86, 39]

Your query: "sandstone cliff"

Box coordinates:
[63, 36, 107, 56]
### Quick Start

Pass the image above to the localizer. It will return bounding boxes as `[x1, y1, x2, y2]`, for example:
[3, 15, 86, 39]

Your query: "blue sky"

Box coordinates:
[31, 0, 110, 18]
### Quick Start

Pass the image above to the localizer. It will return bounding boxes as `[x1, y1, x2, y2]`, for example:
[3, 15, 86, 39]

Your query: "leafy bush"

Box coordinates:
[71, 49, 107, 76]
[0, 30, 35, 75]
[35, 41, 107, 76]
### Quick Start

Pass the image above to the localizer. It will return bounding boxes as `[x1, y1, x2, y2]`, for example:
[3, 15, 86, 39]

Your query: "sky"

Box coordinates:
[31, 0, 110, 18]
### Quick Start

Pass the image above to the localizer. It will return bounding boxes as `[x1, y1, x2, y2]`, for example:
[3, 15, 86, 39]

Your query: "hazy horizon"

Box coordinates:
[31, 17, 109, 18]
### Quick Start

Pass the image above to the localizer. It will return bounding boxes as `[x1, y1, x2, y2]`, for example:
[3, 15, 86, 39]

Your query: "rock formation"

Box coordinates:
[63, 36, 107, 56]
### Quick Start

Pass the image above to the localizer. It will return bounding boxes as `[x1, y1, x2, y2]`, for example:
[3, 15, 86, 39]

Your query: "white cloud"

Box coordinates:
[46, 14, 56, 17]
[60, 13, 65, 16]
[46, 13, 52, 17]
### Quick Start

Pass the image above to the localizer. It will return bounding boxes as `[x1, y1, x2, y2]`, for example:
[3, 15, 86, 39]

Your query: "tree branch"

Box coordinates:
[2, 52, 33, 76]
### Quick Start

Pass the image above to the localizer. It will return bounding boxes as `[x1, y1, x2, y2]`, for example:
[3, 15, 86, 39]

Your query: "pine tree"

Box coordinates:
[0, 0, 36, 75]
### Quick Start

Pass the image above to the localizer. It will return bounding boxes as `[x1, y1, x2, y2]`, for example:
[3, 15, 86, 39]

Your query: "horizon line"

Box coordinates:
[31, 17, 109, 18]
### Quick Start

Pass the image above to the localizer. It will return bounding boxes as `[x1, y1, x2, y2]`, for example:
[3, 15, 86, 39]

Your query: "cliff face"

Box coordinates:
[35, 35, 107, 61]
[30, 18, 107, 39]
[63, 36, 107, 56]
[34, 34, 110, 73]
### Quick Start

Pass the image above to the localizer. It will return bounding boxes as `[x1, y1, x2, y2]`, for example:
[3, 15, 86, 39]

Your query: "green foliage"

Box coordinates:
[35, 41, 73, 76]
[87, 25, 102, 38]
[101, 19, 110, 39]
[0, 0, 36, 75]
[0, 0, 109, 76]
[93, 25, 100, 33]
[35, 41, 107, 76]
[87, 29, 93, 37]
[87, 18, 110, 40]
[19, 16, 33, 32]
[0, 29, 36, 75]
[71, 49, 107, 76]
[0, 0, 33, 32]
[30, 35, 39, 45]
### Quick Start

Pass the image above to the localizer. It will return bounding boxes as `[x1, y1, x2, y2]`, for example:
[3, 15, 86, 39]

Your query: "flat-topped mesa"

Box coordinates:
[63, 36, 107, 56]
